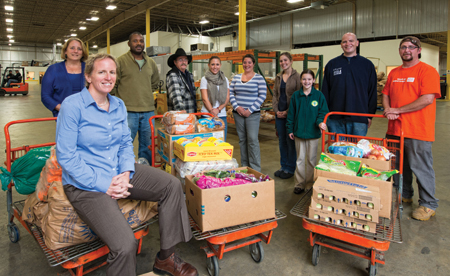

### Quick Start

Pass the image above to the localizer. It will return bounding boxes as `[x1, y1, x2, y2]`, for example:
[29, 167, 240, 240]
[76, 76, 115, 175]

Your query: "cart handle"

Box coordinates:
[149, 112, 214, 167]
[321, 111, 404, 174]
[4, 117, 57, 171]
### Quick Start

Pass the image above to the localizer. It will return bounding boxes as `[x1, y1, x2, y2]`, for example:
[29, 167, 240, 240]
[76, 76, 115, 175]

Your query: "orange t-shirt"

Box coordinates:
[382, 62, 440, 141]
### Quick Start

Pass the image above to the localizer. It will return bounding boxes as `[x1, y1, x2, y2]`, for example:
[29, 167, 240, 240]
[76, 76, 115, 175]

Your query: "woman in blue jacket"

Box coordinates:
[41, 37, 88, 117]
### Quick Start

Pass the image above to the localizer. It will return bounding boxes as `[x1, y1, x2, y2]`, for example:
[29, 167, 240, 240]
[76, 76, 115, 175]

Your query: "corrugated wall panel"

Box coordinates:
[249, 16, 286, 48]
[293, 2, 353, 44]
[420, 0, 447, 33]
[372, 0, 398, 38]
[281, 15, 292, 46]
[398, 0, 423, 35]
[356, 0, 373, 38]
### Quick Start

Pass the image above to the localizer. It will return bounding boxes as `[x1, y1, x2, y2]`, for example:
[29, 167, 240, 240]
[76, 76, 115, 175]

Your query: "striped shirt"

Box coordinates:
[229, 73, 267, 113]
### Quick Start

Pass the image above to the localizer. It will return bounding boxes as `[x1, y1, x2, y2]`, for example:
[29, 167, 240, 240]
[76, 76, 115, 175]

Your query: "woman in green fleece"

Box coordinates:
[287, 70, 329, 194]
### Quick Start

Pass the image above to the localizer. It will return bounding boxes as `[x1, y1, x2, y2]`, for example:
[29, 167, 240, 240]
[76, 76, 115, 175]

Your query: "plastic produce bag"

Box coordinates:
[328, 142, 364, 158]
[35, 145, 62, 201]
[359, 164, 398, 181]
[315, 153, 361, 176]
[0, 146, 51, 195]
[174, 158, 239, 178]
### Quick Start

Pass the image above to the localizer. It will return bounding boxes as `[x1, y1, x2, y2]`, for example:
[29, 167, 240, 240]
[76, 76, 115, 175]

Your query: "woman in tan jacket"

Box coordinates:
[272, 52, 302, 180]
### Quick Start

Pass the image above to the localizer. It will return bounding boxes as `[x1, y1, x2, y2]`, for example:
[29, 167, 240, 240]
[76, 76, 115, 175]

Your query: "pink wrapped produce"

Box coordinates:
[195, 175, 252, 189]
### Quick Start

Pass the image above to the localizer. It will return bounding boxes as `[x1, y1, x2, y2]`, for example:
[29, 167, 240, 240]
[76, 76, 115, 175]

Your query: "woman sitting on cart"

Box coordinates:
[56, 53, 198, 276]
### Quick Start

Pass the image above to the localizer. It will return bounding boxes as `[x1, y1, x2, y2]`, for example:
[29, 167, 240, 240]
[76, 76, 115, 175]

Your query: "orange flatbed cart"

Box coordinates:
[291, 112, 404, 276]
[148, 113, 287, 276]
[4, 118, 158, 276]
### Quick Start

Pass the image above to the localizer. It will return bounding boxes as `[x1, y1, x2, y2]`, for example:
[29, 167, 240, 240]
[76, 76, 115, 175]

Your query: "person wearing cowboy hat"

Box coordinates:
[166, 48, 197, 113]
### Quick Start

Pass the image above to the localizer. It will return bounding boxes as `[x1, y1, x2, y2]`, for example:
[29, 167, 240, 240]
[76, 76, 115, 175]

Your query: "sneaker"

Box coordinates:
[402, 197, 413, 203]
[293, 187, 305, 194]
[280, 172, 294, 179]
[274, 169, 283, 177]
[412, 206, 436, 221]
[153, 252, 198, 276]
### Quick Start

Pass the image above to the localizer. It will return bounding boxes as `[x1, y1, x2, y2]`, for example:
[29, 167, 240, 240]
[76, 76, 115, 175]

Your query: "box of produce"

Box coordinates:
[157, 128, 224, 165]
[314, 153, 395, 219]
[185, 167, 275, 232]
[173, 137, 233, 162]
[308, 206, 377, 233]
[311, 176, 380, 223]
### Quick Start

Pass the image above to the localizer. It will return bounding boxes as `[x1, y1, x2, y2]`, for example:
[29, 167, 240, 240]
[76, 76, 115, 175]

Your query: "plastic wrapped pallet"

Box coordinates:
[174, 158, 239, 179]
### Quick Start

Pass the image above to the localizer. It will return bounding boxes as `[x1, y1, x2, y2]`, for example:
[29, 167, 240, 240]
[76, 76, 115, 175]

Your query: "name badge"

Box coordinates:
[333, 68, 342, 76]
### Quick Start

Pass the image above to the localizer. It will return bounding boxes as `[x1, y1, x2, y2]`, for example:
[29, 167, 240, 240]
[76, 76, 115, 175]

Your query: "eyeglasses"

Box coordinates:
[177, 58, 188, 62]
[399, 46, 418, 50]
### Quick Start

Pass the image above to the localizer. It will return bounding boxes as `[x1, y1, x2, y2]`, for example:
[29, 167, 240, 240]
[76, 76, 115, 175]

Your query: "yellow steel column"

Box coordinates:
[146, 9, 151, 47]
[238, 0, 246, 73]
[107, 28, 111, 54]
[85, 41, 89, 56]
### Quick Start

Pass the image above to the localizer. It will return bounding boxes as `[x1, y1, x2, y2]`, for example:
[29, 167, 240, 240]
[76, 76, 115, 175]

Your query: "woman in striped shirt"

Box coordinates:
[229, 54, 267, 172]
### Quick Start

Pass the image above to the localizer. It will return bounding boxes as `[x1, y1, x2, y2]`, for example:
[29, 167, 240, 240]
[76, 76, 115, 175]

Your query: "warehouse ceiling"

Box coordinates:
[0, 0, 447, 52]
[0, 0, 345, 48]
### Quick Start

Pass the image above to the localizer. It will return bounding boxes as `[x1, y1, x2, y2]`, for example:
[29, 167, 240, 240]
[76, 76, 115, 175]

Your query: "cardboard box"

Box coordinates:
[327, 153, 390, 171]
[185, 167, 275, 232]
[173, 142, 233, 162]
[156, 93, 168, 115]
[314, 170, 392, 219]
[312, 176, 380, 222]
[157, 128, 225, 165]
[309, 207, 377, 233]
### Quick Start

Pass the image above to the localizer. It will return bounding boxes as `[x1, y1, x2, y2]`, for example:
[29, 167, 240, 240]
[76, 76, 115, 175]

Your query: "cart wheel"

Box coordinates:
[206, 256, 219, 276]
[312, 244, 321, 266]
[249, 242, 264, 263]
[368, 263, 377, 276]
[8, 224, 20, 243]
[0, 89, 5, 96]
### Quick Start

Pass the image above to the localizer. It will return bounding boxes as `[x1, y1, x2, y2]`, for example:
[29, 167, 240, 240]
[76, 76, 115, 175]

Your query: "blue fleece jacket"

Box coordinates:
[321, 54, 377, 123]
[41, 61, 86, 117]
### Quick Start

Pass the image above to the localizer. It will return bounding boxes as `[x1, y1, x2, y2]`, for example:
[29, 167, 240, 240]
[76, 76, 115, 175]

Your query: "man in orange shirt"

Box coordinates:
[382, 36, 440, 221]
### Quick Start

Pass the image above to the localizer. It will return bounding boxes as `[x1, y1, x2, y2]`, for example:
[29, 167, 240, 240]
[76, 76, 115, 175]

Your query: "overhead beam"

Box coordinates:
[82, 0, 171, 42]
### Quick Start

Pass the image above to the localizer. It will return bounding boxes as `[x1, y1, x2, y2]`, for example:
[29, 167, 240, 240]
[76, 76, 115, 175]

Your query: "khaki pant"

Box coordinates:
[63, 164, 192, 276]
[294, 137, 319, 189]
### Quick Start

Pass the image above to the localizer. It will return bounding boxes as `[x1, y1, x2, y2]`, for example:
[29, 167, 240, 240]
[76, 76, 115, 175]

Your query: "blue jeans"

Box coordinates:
[233, 111, 261, 172]
[6, 79, 19, 87]
[127, 111, 155, 163]
[275, 117, 296, 174]
[327, 118, 368, 136]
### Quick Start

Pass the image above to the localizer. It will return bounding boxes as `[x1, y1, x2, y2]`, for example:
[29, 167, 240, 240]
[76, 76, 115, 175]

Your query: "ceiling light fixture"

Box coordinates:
[79, 26, 86, 30]
[287, 0, 304, 3]
[65, 39, 69, 42]
[71, 33, 77, 36]
[199, 20, 209, 24]
[7, 35, 13, 38]
[57, 43, 62, 46]
[6, 19, 13, 23]
[90, 17, 99, 21]
[93, 45, 98, 48]
[7, 28, 13, 32]
[106, 5, 117, 10]
[5, 5, 13, 11]
[8, 43, 11, 46]
[9, 39, 14, 42]
[234, 12, 248, 15]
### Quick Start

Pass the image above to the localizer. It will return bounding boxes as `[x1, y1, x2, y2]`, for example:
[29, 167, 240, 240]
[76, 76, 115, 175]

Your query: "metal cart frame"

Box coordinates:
[4, 118, 158, 276]
[291, 112, 404, 276]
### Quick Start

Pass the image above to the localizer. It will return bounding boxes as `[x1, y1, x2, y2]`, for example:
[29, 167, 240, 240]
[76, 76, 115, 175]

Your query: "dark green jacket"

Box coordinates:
[286, 87, 329, 139]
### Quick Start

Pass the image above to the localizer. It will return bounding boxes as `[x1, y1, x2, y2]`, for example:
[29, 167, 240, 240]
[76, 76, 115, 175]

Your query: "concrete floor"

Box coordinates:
[0, 83, 449, 276]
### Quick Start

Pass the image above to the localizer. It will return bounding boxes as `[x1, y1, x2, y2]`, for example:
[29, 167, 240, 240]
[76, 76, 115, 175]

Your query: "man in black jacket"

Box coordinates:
[322, 33, 377, 136]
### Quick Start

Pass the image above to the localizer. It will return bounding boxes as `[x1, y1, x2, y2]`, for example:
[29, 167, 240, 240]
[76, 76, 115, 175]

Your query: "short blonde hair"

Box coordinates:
[84, 53, 118, 88]
[61, 37, 88, 61]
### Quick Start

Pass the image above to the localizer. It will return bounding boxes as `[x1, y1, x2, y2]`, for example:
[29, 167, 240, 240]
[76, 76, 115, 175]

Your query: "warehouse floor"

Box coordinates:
[0, 84, 449, 276]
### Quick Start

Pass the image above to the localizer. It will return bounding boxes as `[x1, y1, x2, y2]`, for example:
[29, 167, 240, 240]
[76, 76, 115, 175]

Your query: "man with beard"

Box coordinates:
[382, 36, 440, 221]
[322, 32, 377, 136]
[166, 48, 197, 113]
[112, 32, 160, 164]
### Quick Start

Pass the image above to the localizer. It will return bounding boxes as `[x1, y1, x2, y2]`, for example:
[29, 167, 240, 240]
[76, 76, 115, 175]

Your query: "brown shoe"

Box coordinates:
[412, 206, 436, 221]
[402, 197, 413, 203]
[153, 253, 198, 276]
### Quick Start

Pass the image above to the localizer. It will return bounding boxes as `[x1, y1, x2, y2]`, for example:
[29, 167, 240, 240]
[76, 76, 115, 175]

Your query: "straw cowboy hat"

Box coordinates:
[167, 48, 192, 68]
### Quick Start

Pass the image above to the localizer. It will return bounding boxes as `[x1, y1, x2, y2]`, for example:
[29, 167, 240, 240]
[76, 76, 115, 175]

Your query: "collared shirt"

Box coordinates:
[56, 87, 135, 193]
